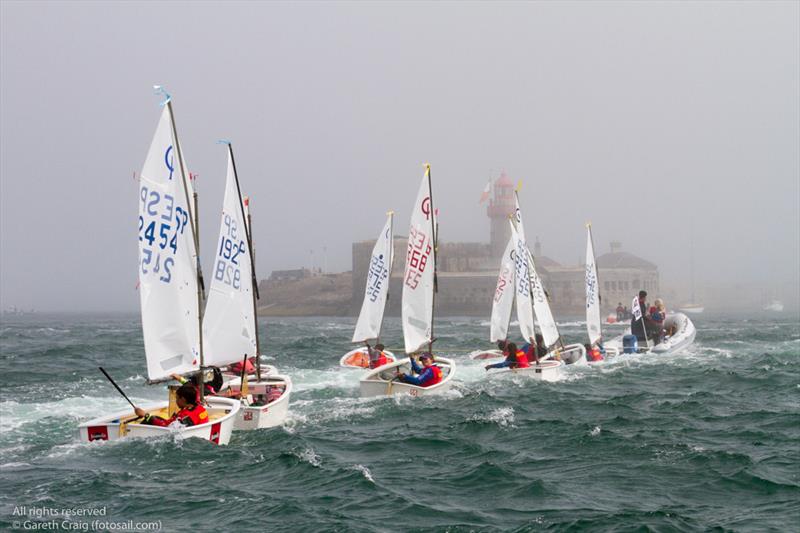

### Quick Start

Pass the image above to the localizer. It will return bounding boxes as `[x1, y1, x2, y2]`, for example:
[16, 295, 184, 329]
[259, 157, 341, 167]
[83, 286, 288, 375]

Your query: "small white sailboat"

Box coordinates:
[79, 94, 239, 445]
[341, 213, 397, 369]
[204, 143, 291, 430]
[763, 300, 784, 312]
[360, 165, 456, 396]
[585, 224, 618, 359]
[679, 235, 704, 314]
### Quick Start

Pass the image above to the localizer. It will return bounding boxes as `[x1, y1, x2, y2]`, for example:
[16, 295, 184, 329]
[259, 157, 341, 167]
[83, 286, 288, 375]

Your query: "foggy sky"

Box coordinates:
[1, 1, 798, 312]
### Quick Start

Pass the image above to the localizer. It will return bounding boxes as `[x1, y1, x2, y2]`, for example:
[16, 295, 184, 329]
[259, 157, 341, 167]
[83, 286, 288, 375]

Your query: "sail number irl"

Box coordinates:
[138, 186, 189, 284]
[214, 213, 246, 289]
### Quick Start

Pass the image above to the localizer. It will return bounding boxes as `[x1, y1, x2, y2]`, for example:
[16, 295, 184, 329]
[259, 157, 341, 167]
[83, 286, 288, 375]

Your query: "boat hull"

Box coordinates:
[486, 359, 564, 381]
[223, 374, 292, 430]
[605, 312, 696, 356]
[359, 357, 455, 397]
[77, 396, 240, 445]
[340, 347, 396, 369]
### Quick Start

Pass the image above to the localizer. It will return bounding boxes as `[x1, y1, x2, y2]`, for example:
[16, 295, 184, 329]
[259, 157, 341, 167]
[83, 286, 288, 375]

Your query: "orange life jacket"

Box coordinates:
[588, 347, 603, 362]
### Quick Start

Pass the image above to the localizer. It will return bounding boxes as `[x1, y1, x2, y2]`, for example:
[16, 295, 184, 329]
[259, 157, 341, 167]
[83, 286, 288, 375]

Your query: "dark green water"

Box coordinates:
[1, 313, 798, 532]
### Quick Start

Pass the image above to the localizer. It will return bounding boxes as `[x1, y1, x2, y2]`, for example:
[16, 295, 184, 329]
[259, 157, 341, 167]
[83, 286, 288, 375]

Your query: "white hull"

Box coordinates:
[223, 374, 292, 430]
[77, 397, 240, 445]
[763, 301, 784, 312]
[605, 312, 696, 356]
[359, 357, 455, 397]
[679, 304, 705, 314]
[551, 343, 587, 365]
[339, 347, 396, 369]
[486, 359, 564, 382]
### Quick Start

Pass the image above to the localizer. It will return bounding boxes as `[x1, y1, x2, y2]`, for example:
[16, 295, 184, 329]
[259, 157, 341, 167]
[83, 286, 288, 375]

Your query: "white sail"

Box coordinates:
[489, 237, 515, 343]
[138, 104, 200, 381]
[202, 148, 256, 368]
[402, 167, 435, 353]
[511, 221, 536, 341]
[513, 192, 561, 348]
[585, 225, 602, 345]
[353, 213, 394, 343]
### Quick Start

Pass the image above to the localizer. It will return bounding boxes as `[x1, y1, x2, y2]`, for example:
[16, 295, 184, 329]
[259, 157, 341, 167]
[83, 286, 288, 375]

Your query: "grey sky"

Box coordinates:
[1, 1, 798, 312]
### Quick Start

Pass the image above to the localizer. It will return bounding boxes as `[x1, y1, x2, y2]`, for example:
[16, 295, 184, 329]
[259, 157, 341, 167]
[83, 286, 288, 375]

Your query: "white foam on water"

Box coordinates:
[469, 407, 516, 427]
[0, 461, 31, 468]
[294, 447, 321, 467]
[589, 426, 601, 436]
[286, 367, 361, 393]
[353, 464, 375, 482]
[0, 395, 153, 433]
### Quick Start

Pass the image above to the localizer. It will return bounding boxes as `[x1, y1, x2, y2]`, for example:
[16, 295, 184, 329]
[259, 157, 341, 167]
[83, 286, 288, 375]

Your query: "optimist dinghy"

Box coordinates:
[342, 213, 397, 369]
[78, 94, 238, 445]
[360, 357, 455, 397]
[79, 397, 239, 444]
[604, 312, 696, 356]
[203, 143, 291, 430]
[361, 164, 457, 395]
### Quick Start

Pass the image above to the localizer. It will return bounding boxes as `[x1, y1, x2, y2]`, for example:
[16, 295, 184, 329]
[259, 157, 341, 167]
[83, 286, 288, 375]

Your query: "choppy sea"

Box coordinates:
[0, 312, 798, 532]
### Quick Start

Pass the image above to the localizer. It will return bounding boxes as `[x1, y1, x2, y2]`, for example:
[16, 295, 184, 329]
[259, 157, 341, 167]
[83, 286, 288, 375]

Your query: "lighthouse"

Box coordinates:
[487, 171, 515, 256]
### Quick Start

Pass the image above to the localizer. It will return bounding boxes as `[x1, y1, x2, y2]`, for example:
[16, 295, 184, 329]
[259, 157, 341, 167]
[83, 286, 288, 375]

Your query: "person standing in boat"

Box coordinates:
[395, 353, 442, 386]
[631, 290, 659, 343]
[134, 384, 209, 427]
[485, 342, 531, 371]
[366, 343, 389, 369]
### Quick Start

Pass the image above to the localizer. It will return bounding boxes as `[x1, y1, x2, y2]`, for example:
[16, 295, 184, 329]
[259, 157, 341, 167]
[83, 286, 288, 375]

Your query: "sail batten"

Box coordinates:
[353, 214, 394, 343]
[138, 105, 200, 381]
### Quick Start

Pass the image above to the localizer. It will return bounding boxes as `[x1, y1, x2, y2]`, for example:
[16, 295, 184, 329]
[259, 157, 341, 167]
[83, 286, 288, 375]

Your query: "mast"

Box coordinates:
[426, 163, 437, 354]
[166, 98, 206, 401]
[227, 143, 262, 378]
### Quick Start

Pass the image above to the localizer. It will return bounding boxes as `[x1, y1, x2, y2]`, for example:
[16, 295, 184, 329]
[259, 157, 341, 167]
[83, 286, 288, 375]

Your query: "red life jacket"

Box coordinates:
[369, 351, 389, 369]
[145, 403, 208, 427]
[514, 349, 530, 368]
[423, 365, 443, 386]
